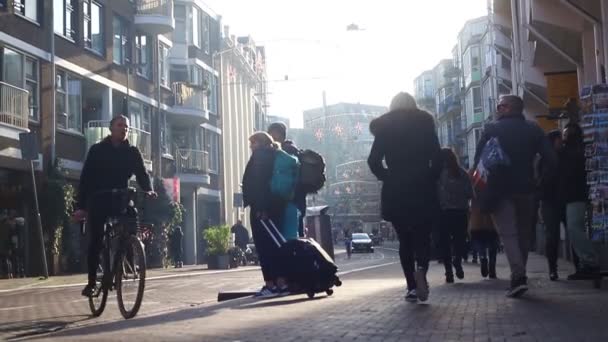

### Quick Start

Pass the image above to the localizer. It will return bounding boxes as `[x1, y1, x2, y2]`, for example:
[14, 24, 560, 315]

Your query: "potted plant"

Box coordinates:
[203, 225, 231, 270]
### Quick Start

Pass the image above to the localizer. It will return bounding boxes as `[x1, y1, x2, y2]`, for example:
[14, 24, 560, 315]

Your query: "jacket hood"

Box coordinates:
[369, 109, 433, 136]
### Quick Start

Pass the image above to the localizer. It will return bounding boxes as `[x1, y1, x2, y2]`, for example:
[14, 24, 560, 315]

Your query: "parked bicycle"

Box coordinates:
[80, 188, 147, 319]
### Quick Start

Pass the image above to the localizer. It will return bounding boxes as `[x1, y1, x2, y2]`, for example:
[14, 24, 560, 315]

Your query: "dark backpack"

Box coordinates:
[298, 149, 326, 194]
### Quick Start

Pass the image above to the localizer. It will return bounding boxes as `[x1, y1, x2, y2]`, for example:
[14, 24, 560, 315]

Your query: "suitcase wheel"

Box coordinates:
[326, 289, 334, 296]
[307, 292, 315, 299]
[335, 278, 342, 287]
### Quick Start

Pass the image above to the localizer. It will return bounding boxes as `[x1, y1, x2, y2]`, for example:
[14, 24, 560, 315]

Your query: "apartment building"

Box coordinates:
[219, 29, 268, 229]
[0, 0, 227, 272]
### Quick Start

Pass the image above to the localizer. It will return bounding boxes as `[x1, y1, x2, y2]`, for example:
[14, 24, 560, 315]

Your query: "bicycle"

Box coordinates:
[81, 188, 147, 319]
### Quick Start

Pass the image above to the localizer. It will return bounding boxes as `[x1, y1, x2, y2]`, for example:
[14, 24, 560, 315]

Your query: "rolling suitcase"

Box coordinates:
[260, 219, 342, 298]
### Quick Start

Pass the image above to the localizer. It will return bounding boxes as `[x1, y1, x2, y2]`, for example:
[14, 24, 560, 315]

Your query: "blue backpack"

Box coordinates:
[271, 149, 300, 200]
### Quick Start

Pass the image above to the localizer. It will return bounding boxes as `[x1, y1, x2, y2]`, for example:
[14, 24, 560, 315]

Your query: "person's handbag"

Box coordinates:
[472, 137, 511, 213]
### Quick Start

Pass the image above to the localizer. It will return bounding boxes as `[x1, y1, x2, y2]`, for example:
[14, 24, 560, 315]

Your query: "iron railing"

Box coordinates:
[136, 0, 173, 16]
[85, 120, 152, 161]
[0, 81, 29, 129]
[175, 148, 209, 174]
[172, 82, 208, 111]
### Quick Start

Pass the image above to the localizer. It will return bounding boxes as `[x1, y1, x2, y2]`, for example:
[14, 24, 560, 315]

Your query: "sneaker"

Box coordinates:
[414, 268, 429, 302]
[454, 263, 465, 280]
[481, 258, 489, 278]
[405, 289, 418, 302]
[549, 271, 559, 281]
[81, 284, 95, 297]
[254, 286, 279, 299]
[277, 285, 291, 297]
[506, 277, 528, 298]
[445, 273, 454, 284]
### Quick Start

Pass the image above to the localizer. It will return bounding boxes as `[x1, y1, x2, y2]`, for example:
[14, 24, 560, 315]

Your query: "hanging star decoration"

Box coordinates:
[333, 124, 343, 136]
[354, 122, 363, 134]
[315, 128, 324, 141]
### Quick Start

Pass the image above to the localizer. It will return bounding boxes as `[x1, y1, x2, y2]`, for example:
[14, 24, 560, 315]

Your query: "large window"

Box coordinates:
[205, 130, 219, 173]
[207, 73, 218, 114]
[84, 1, 103, 55]
[1, 47, 39, 120]
[56, 70, 82, 132]
[54, 0, 76, 40]
[13, 0, 39, 22]
[174, 5, 186, 43]
[113, 16, 129, 65]
[159, 43, 170, 87]
[192, 6, 200, 47]
[135, 34, 151, 79]
[202, 13, 210, 54]
[129, 100, 151, 132]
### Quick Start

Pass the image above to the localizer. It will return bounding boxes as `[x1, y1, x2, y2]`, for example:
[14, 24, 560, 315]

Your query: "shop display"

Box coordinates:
[580, 85, 608, 242]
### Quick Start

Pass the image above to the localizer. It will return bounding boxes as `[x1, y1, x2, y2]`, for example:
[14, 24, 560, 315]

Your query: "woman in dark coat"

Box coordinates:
[367, 92, 442, 303]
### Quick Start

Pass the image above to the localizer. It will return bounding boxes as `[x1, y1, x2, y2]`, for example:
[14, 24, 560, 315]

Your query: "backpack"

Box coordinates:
[298, 149, 326, 194]
[271, 149, 300, 200]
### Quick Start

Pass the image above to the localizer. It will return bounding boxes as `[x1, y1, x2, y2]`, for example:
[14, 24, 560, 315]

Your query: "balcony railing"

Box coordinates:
[0, 81, 29, 130]
[175, 148, 209, 175]
[172, 82, 208, 111]
[85, 121, 152, 161]
[136, 0, 173, 15]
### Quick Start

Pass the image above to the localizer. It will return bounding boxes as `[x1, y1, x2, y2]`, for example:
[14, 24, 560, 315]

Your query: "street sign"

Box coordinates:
[18, 132, 39, 161]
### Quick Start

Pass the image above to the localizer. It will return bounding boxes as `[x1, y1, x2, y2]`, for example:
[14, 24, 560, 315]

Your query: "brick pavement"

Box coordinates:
[33, 249, 608, 342]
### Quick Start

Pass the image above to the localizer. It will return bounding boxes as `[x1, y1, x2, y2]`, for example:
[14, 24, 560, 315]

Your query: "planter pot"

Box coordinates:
[207, 254, 230, 270]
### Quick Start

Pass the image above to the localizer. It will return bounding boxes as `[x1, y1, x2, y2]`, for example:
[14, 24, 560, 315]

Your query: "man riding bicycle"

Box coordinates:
[73, 115, 157, 297]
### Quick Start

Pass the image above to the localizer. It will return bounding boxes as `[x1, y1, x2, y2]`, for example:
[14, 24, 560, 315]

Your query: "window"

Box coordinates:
[192, 6, 200, 47]
[13, 0, 39, 22]
[54, 0, 76, 40]
[84, 1, 103, 55]
[207, 73, 218, 114]
[113, 16, 129, 65]
[25, 57, 38, 120]
[56, 70, 82, 132]
[159, 43, 170, 87]
[1, 48, 39, 120]
[202, 12, 210, 54]
[206, 130, 219, 173]
[135, 34, 151, 79]
[189, 65, 204, 86]
[473, 86, 482, 113]
[129, 100, 151, 132]
[174, 5, 186, 43]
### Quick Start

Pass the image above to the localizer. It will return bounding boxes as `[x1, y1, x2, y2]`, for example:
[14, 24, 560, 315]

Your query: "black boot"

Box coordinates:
[481, 258, 489, 278]
[446, 273, 454, 283]
[489, 252, 497, 279]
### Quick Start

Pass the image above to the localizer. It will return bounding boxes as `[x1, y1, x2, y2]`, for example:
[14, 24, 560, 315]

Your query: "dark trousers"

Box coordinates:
[540, 200, 565, 272]
[87, 216, 106, 286]
[438, 209, 468, 276]
[250, 212, 282, 282]
[472, 231, 499, 269]
[393, 222, 431, 291]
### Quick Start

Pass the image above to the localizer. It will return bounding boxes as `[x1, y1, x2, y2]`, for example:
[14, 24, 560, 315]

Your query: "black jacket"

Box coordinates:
[242, 147, 282, 215]
[474, 114, 556, 196]
[558, 145, 588, 204]
[367, 109, 442, 225]
[76, 137, 152, 210]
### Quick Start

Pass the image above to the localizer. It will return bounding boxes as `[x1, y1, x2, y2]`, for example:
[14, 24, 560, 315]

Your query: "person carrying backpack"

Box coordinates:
[268, 122, 326, 237]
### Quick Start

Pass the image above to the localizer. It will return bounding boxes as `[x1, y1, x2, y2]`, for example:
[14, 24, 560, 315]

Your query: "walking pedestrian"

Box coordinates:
[469, 200, 499, 279]
[558, 123, 600, 279]
[368, 92, 442, 303]
[231, 220, 250, 251]
[473, 95, 557, 298]
[437, 148, 473, 283]
[171, 225, 184, 268]
[538, 130, 565, 280]
[242, 132, 289, 298]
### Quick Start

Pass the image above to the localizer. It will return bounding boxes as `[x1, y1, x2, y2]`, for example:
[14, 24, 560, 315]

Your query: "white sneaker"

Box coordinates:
[415, 269, 429, 302]
[254, 286, 279, 299]
[405, 289, 418, 302]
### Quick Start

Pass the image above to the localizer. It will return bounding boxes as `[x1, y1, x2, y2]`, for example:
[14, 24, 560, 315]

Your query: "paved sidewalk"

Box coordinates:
[35, 250, 608, 342]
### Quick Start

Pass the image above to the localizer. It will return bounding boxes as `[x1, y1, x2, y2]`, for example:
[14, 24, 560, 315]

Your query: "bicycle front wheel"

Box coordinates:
[116, 235, 146, 319]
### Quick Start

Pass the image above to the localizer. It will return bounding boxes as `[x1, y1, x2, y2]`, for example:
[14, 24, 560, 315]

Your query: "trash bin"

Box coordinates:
[305, 206, 335, 259]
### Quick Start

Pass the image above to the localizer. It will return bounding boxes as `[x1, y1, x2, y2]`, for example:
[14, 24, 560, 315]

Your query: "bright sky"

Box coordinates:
[203, 0, 488, 127]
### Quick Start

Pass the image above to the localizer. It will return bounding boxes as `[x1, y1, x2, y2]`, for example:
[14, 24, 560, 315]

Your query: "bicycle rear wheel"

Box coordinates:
[116, 235, 146, 319]
[88, 248, 109, 317]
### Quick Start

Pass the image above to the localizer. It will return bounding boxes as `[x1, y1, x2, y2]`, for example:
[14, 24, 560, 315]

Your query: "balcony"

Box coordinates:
[168, 82, 209, 124]
[85, 120, 152, 166]
[0, 81, 29, 132]
[174, 148, 210, 185]
[134, 0, 175, 35]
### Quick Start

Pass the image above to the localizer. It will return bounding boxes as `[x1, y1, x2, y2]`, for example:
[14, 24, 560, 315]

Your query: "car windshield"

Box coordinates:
[352, 233, 369, 240]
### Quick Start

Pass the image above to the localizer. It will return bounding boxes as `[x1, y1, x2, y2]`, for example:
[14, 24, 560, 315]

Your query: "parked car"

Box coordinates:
[351, 233, 374, 253]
